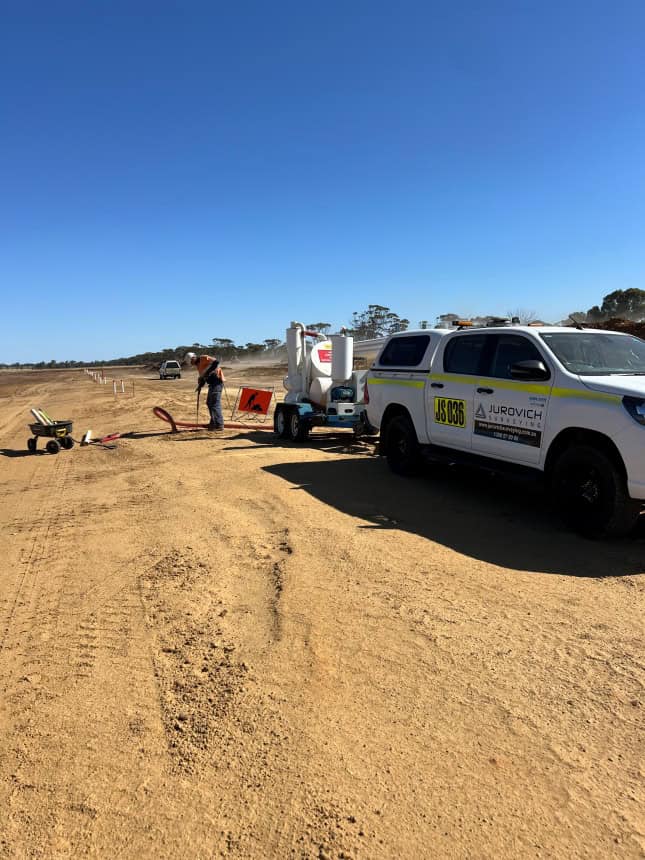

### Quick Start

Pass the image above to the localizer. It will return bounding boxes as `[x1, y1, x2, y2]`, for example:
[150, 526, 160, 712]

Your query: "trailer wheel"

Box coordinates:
[288, 410, 309, 442]
[27, 438, 37, 453]
[46, 439, 61, 455]
[60, 436, 74, 450]
[385, 415, 421, 476]
[551, 444, 640, 537]
[274, 405, 289, 438]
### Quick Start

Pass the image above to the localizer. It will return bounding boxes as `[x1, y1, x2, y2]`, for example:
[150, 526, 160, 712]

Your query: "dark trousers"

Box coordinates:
[206, 384, 224, 428]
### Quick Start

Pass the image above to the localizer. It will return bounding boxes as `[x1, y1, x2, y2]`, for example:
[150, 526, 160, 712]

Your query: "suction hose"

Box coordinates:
[152, 406, 274, 432]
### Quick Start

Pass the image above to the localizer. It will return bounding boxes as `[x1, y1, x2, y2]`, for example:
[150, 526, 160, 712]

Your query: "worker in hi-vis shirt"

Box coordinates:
[186, 353, 226, 430]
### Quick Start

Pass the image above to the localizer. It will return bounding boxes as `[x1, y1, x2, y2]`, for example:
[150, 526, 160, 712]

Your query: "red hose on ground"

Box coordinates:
[152, 406, 274, 432]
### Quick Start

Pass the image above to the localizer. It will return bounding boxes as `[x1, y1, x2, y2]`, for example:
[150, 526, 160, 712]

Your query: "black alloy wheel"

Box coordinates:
[552, 444, 641, 538]
[385, 415, 421, 477]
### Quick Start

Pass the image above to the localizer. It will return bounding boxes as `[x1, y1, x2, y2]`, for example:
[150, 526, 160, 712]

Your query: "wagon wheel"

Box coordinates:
[27, 438, 37, 453]
[46, 439, 61, 454]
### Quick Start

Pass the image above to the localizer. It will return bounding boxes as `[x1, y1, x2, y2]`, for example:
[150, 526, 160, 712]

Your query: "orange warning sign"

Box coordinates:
[238, 388, 273, 415]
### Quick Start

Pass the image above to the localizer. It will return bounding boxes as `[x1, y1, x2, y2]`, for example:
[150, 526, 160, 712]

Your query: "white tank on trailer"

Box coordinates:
[310, 340, 333, 377]
[284, 323, 304, 399]
[284, 323, 333, 405]
[330, 334, 353, 383]
[275, 319, 376, 441]
[308, 339, 333, 406]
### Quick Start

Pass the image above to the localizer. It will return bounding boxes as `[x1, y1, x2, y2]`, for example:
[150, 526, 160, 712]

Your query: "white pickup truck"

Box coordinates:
[365, 325, 645, 537]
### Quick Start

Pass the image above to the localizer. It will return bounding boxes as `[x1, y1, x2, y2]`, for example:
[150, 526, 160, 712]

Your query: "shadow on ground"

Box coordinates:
[224, 429, 377, 455]
[120, 430, 174, 440]
[263, 458, 645, 577]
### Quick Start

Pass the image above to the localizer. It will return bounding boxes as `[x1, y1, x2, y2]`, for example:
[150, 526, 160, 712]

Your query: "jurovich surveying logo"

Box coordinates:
[474, 400, 544, 447]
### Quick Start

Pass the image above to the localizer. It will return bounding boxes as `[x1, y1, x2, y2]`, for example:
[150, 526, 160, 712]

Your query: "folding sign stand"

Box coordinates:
[230, 386, 275, 423]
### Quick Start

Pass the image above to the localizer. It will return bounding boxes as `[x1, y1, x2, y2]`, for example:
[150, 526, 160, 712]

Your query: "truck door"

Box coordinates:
[369, 333, 434, 441]
[471, 333, 552, 465]
[429, 333, 491, 451]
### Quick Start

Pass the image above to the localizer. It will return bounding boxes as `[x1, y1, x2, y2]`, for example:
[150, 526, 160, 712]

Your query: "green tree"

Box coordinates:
[600, 289, 645, 320]
[211, 338, 237, 359]
[307, 322, 331, 335]
[349, 305, 408, 339]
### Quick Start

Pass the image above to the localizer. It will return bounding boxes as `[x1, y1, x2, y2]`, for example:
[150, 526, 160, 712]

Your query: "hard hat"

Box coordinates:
[185, 352, 197, 363]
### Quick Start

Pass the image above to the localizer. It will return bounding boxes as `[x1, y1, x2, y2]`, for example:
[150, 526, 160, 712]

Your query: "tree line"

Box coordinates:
[3, 292, 644, 368]
[566, 288, 645, 324]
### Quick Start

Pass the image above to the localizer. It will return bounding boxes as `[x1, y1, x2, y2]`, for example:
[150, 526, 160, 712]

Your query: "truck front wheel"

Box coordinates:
[385, 415, 421, 477]
[551, 444, 641, 538]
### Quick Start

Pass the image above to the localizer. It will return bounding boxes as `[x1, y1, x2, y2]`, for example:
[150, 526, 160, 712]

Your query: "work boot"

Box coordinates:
[207, 422, 217, 431]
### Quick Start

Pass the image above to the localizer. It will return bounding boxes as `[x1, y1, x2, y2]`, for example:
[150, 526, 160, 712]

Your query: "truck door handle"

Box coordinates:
[477, 387, 494, 394]
[430, 382, 444, 389]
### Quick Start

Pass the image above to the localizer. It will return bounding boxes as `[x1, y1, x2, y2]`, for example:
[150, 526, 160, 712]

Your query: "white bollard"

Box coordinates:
[121, 380, 125, 394]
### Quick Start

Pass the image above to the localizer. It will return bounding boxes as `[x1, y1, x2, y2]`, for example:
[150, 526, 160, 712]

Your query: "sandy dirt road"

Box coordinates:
[0, 367, 643, 859]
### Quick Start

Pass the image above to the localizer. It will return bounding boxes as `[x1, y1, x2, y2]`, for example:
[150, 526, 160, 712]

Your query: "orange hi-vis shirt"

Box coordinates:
[196, 355, 225, 383]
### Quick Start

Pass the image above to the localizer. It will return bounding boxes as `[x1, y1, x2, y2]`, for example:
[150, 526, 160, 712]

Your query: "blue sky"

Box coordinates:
[2, 1, 644, 362]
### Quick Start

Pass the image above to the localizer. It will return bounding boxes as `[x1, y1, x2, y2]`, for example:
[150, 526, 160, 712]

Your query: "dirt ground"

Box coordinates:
[0, 366, 643, 859]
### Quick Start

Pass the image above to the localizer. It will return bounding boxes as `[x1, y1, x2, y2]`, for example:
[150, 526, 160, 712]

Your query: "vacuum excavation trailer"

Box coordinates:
[273, 322, 381, 442]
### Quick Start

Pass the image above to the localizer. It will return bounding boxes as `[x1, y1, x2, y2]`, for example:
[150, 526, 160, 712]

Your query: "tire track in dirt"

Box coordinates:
[134, 480, 368, 859]
[0, 452, 71, 662]
[0, 439, 171, 856]
[0, 378, 52, 438]
[139, 548, 250, 773]
[0, 452, 80, 855]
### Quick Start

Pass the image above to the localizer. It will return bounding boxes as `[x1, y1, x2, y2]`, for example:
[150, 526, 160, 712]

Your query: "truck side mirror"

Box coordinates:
[510, 360, 550, 381]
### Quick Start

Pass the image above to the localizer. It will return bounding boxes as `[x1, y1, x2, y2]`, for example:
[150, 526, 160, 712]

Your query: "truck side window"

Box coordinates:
[488, 335, 547, 379]
[379, 335, 430, 367]
[443, 334, 488, 375]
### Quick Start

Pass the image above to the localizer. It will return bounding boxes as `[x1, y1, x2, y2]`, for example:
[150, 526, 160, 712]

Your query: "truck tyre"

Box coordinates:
[288, 410, 309, 442]
[551, 444, 641, 538]
[274, 405, 288, 438]
[385, 415, 421, 477]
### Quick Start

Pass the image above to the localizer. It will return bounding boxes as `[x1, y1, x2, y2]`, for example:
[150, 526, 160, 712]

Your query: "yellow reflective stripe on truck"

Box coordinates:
[428, 373, 484, 386]
[427, 374, 621, 402]
[551, 388, 620, 403]
[367, 377, 425, 389]
[428, 373, 551, 395]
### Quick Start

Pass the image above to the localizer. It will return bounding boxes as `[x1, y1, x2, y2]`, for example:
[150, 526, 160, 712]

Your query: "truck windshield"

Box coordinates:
[540, 332, 645, 375]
